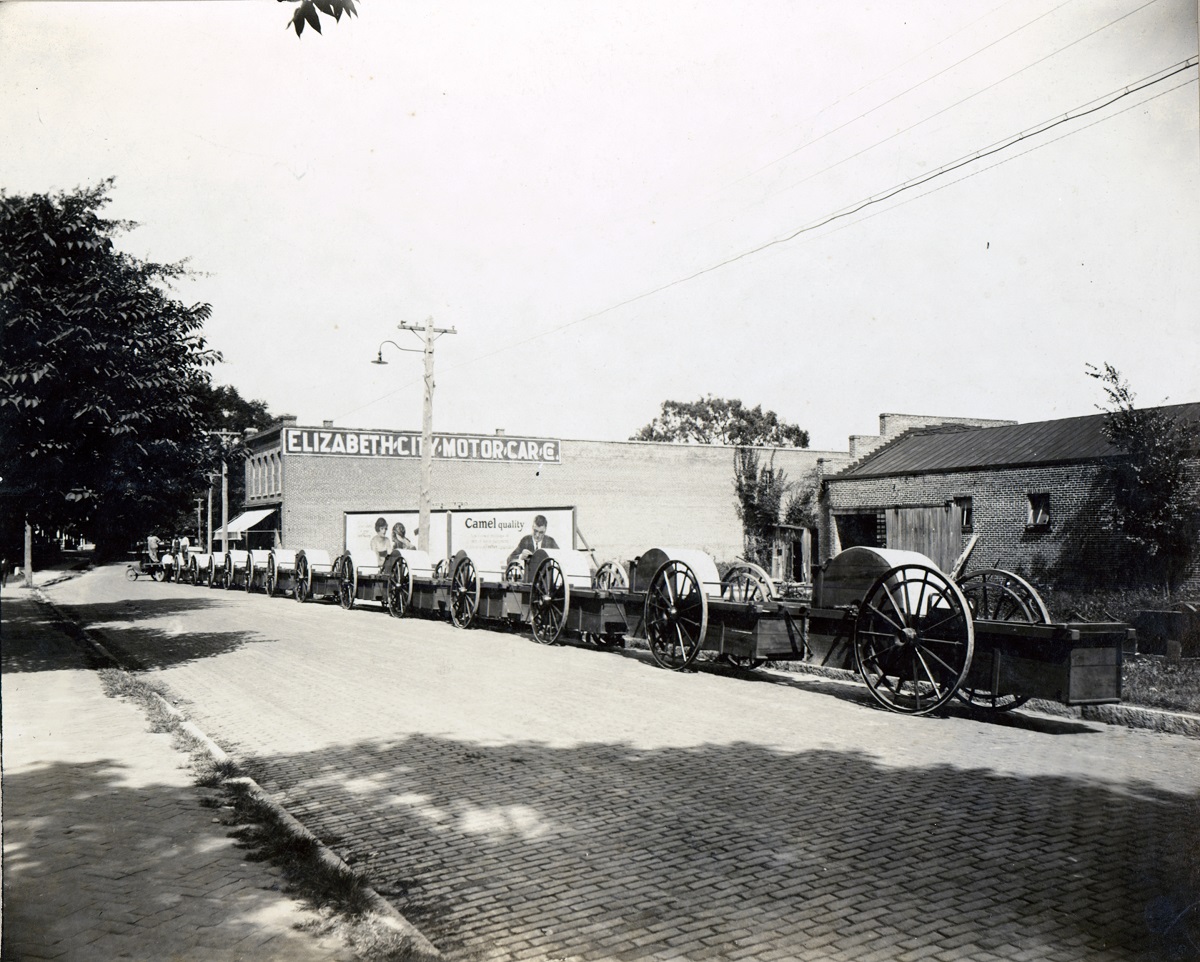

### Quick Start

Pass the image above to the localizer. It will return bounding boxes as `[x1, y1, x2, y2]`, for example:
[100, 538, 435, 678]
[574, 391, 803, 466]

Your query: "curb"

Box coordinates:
[775, 661, 1200, 739]
[30, 587, 443, 962]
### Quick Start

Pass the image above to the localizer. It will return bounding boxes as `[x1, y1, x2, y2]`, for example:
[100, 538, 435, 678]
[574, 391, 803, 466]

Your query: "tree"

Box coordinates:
[782, 467, 822, 529]
[1086, 362, 1200, 592]
[0, 181, 220, 562]
[733, 448, 789, 566]
[632, 396, 809, 447]
[190, 383, 276, 533]
[280, 0, 358, 37]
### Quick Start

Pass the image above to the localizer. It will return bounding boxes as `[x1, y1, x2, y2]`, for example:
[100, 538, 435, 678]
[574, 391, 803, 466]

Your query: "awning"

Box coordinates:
[220, 508, 276, 534]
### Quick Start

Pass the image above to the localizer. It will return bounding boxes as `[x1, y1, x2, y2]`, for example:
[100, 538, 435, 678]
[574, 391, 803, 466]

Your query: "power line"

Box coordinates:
[765, 0, 1168, 202]
[738, 0, 1080, 184]
[336, 57, 1197, 420]
[786, 75, 1197, 247]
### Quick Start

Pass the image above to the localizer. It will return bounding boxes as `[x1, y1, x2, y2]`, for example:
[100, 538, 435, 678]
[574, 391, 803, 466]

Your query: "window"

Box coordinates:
[836, 511, 886, 549]
[955, 496, 974, 533]
[1027, 492, 1051, 528]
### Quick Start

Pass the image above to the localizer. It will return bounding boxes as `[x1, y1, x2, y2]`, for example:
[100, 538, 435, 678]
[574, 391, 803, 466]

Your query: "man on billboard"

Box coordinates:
[506, 514, 559, 565]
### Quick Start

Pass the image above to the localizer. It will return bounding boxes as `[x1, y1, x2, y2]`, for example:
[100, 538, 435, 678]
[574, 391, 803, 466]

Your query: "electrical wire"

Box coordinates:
[766, 0, 1168, 201]
[334, 57, 1197, 421]
[738, 0, 1081, 184]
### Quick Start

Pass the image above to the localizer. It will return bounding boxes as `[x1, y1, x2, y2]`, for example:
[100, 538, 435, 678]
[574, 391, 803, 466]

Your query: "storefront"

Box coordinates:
[241, 418, 845, 568]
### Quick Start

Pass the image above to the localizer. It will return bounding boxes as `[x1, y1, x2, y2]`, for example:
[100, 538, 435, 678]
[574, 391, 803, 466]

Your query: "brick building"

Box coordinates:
[822, 403, 1200, 592]
[234, 418, 850, 567]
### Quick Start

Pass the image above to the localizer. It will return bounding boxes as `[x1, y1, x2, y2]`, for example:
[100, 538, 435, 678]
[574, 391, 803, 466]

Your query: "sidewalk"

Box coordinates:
[1, 587, 358, 962]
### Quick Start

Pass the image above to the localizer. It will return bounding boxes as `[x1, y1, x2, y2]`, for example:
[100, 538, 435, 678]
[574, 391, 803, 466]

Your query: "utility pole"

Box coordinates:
[394, 317, 456, 554]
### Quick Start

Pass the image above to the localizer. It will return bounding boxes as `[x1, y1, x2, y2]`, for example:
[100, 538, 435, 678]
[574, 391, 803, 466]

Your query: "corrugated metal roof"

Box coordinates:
[833, 402, 1200, 479]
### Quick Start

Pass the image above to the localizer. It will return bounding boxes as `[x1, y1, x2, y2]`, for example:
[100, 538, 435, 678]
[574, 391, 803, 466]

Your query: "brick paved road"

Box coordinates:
[44, 566, 1200, 962]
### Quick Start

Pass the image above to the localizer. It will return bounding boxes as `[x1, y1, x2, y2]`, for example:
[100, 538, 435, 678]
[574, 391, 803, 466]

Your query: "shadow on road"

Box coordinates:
[237, 730, 1200, 962]
[3, 596, 266, 672]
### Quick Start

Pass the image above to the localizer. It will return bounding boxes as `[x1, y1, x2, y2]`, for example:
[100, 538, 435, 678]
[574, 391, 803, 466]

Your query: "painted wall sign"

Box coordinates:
[286, 428, 560, 463]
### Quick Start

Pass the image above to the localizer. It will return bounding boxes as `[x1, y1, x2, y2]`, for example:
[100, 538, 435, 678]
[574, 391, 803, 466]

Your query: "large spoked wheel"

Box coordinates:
[450, 558, 479, 628]
[505, 559, 525, 583]
[244, 556, 256, 593]
[721, 561, 775, 603]
[293, 554, 310, 603]
[592, 561, 629, 591]
[337, 555, 357, 610]
[955, 568, 1049, 711]
[265, 555, 278, 597]
[854, 564, 974, 716]
[125, 565, 139, 582]
[223, 554, 235, 590]
[386, 556, 411, 619]
[957, 568, 1050, 623]
[644, 559, 709, 670]
[530, 558, 568, 645]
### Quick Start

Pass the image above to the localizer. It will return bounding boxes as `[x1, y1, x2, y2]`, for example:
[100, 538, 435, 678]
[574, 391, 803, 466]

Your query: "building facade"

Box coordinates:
[823, 404, 1200, 592]
[238, 418, 851, 568]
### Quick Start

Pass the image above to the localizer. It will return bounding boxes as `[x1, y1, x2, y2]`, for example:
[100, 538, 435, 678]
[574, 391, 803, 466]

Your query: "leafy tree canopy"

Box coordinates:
[281, 0, 358, 37]
[0, 180, 220, 556]
[1087, 362, 1200, 591]
[632, 396, 809, 448]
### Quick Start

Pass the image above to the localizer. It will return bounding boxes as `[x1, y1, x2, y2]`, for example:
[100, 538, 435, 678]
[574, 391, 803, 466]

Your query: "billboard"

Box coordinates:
[449, 507, 575, 555]
[342, 507, 574, 566]
[344, 511, 450, 568]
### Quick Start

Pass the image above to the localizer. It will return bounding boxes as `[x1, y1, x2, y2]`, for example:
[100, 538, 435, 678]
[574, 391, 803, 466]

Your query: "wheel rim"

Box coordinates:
[644, 559, 708, 670]
[337, 555, 357, 610]
[721, 562, 774, 603]
[294, 555, 309, 603]
[224, 555, 234, 589]
[505, 560, 525, 583]
[450, 559, 478, 628]
[955, 569, 1048, 711]
[266, 556, 277, 596]
[244, 553, 255, 592]
[958, 568, 1050, 623]
[854, 564, 974, 715]
[386, 557, 411, 618]
[593, 561, 629, 591]
[530, 558, 568, 644]
[126, 567, 138, 582]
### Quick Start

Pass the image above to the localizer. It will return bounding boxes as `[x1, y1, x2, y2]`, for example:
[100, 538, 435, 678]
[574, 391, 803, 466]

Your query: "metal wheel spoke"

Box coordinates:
[864, 601, 906, 634]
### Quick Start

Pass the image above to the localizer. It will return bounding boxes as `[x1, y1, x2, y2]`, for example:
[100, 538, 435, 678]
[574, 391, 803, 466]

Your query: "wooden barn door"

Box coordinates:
[885, 504, 961, 573]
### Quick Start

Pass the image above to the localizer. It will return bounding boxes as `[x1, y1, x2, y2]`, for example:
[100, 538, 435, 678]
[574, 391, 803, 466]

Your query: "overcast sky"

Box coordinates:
[2, 0, 1197, 451]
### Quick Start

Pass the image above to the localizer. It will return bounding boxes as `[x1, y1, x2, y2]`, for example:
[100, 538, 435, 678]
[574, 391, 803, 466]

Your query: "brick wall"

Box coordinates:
[824, 460, 1200, 592]
[849, 413, 1016, 461]
[247, 428, 851, 565]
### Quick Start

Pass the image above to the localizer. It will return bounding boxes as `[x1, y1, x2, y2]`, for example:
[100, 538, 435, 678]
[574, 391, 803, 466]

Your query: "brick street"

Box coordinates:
[32, 566, 1200, 961]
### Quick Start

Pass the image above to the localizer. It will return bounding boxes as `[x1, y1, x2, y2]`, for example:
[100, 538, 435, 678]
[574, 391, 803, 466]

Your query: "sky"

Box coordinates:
[2, 0, 1197, 452]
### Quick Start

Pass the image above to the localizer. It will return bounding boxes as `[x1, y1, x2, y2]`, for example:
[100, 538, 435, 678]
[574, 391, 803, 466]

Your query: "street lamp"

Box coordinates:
[373, 318, 456, 554]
